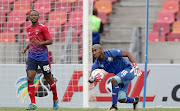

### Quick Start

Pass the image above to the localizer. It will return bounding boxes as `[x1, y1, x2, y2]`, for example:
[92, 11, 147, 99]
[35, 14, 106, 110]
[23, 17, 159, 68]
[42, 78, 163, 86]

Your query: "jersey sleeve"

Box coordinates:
[42, 26, 52, 40]
[109, 49, 122, 58]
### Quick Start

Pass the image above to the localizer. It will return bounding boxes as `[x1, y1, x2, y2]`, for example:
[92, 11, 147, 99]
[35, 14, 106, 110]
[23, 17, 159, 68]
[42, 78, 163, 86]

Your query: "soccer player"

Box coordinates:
[21, 10, 59, 110]
[89, 44, 142, 111]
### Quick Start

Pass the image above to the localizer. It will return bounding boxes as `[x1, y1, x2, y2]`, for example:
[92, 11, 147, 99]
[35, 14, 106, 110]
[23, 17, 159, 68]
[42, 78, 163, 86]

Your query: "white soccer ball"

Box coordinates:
[91, 69, 105, 82]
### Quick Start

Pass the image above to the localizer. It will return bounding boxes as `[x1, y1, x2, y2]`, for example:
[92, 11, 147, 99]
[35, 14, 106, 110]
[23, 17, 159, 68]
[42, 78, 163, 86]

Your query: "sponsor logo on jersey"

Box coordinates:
[35, 30, 39, 34]
[107, 57, 113, 62]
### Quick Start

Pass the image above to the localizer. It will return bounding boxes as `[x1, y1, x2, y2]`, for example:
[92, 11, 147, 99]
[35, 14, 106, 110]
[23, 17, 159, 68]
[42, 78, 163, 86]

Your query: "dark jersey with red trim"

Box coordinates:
[26, 24, 51, 61]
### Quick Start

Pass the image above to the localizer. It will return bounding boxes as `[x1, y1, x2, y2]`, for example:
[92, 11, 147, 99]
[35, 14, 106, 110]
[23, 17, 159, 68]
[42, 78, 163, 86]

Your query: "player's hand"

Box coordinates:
[88, 76, 95, 83]
[132, 62, 142, 76]
[21, 49, 27, 54]
[35, 38, 41, 45]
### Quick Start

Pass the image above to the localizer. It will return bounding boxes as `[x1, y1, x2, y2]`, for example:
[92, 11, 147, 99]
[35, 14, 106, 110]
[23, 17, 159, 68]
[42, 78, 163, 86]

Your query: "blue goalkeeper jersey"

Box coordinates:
[92, 49, 132, 74]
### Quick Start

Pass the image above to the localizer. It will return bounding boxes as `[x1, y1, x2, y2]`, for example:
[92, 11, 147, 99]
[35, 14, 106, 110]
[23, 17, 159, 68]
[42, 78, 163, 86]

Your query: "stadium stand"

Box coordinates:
[13, 1, 31, 14]
[0, 33, 15, 43]
[0, 1, 11, 13]
[2, 23, 21, 34]
[156, 11, 175, 24]
[95, 1, 112, 15]
[49, 11, 67, 25]
[54, 1, 72, 13]
[34, 1, 51, 14]
[153, 22, 170, 34]
[44, 21, 62, 41]
[162, 0, 179, 14]
[97, 11, 107, 25]
[0, 0, 15, 4]
[8, 11, 26, 25]
[148, 32, 166, 42]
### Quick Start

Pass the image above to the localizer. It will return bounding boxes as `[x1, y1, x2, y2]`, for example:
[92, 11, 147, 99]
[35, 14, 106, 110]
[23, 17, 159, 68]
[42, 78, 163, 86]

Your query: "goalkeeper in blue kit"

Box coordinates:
[89, 44, 142, 111]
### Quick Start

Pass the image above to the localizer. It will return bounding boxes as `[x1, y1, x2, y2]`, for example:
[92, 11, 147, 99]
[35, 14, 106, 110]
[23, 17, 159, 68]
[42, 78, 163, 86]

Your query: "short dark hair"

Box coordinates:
[93, 8, 98, 16]
[30, 10, 39, 16]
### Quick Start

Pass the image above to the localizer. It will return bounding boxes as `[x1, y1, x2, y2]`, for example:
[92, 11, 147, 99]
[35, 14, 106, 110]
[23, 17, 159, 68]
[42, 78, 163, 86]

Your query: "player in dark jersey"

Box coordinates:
[89, 44, 142, 111]
[21, 10, 59, 110]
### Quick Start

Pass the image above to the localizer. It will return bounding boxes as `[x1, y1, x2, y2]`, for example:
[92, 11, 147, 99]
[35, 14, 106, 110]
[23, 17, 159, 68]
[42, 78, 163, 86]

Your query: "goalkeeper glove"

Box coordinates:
[132, 62, 142, 76]
[88, 76, 95, 83]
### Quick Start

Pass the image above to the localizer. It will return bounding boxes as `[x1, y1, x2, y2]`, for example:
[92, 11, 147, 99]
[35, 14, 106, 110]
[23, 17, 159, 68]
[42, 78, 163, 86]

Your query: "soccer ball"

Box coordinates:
[91, 69, 105, 82]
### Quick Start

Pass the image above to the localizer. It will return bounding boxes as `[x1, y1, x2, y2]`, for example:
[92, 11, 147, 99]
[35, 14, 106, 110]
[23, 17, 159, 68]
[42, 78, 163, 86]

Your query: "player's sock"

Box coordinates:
[125, 96, 135, 103]
[28, 83, 36, 104]
[112, 85, 120, 105]
[50, 80, 58, 101]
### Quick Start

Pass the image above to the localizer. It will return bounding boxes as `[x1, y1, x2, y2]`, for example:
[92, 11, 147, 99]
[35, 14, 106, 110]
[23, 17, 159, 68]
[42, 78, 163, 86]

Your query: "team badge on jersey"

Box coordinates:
[35, 30, 39, 34]
[107, 57, 113, 62]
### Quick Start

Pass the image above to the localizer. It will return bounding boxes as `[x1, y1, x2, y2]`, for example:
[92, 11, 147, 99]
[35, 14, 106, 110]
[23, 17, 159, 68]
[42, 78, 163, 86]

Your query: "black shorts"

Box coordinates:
[26, 57, 51, 75]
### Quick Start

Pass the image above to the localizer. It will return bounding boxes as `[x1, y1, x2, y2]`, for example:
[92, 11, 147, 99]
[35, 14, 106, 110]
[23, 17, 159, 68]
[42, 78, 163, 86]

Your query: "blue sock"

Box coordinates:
[125, 96, 135, 103]
[112, 85, 120, 105]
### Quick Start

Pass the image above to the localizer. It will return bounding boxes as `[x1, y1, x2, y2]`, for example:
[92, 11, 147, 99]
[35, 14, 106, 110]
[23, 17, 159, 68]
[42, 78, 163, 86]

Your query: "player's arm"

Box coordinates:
[121, 51, 142, 76]
[121, 51, 136, 63]
[21, 44, 29, 54]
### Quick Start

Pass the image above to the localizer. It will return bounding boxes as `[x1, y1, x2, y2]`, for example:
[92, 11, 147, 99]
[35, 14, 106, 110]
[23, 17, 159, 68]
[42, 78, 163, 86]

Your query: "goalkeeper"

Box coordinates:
[89, 44, 142, 111]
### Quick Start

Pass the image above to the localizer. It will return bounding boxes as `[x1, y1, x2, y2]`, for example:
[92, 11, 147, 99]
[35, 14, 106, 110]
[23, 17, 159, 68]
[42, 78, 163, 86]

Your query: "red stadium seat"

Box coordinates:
[148, 32, 166, 42]
[68, 11, 83, 25]
[17, 0, 35, 3]
[3, 23, 21, 34]
[172, 21, 180, 33]
[97, 11, 107, 25]
[153, 22, 170, 34]
[8, 11, 26, 25]
[0, 1, 11, 13]
[57, 0, 76, 3]
[168, 33, 180, 41]
[54, 1, 72, 13]
[74, 0, 83, 11]
[95, 1, 112, 15]
[34, 1, 51, 14]
[13, 1, 31, 14]
[0, 33, 15, 42]
[49, 11, 67, 25]
[98, 0, 117, 4]
[0, 0, 15, 4]
[156, 11, 175, 24]
[162, 1, 179, 14]
[44, 21, 61, 41]
[166, 0, 180, 2]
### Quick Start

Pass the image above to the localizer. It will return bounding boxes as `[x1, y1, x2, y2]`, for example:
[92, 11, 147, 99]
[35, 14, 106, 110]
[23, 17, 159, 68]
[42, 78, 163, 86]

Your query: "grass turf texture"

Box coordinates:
[0, 108, 180, 111]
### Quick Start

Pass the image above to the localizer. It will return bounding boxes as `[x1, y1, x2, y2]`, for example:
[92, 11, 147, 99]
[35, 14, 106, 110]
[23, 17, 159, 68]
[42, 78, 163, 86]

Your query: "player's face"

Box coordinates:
[92, 47, 102, 58]
[29, 11, 39, 23]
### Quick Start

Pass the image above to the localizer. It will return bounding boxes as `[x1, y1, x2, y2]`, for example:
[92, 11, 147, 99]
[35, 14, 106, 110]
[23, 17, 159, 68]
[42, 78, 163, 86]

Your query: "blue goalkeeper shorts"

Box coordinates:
[113, 67, 135, 93]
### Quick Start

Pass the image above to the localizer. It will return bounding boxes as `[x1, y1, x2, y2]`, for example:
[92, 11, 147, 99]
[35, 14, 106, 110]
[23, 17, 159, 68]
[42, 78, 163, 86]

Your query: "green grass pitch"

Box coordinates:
[0, 108, 180, 111]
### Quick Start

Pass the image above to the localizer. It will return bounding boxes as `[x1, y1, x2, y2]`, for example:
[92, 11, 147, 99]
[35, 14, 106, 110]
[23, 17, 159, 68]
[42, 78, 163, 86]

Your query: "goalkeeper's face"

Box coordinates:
[29, 11, 39, 23]
[92, 46, 103, 58]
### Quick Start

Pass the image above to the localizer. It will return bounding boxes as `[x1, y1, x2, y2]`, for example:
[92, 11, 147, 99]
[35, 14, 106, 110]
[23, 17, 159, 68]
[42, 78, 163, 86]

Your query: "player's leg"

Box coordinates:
[107, 77, 121, 111]
[39, 61, 59, 110]
[116, 67, 139, 110]
[117, 90, 135, 103]
[26, 58, 38, 110]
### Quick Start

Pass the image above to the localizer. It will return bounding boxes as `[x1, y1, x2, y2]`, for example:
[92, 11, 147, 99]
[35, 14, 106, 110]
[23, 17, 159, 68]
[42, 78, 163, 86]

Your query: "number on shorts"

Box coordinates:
[43, 65, 50, 72]
[121, 70, 128, 77]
